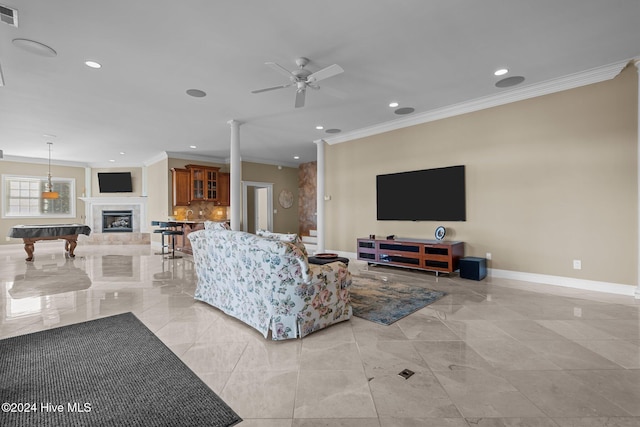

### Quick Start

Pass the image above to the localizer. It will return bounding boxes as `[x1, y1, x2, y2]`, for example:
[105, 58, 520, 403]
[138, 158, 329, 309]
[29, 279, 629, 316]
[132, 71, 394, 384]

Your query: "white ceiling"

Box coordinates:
[1, 0, 639, 168]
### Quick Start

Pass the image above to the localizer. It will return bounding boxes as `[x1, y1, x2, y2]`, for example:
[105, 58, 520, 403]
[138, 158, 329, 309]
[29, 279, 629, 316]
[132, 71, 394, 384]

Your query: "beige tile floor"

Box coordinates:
[1, 242, 639, 427]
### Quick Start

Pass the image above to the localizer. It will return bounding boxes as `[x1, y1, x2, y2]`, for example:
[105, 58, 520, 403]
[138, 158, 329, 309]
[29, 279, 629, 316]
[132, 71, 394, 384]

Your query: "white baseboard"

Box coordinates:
[337, 250, 638, 297]
[489, 269, 637, 297]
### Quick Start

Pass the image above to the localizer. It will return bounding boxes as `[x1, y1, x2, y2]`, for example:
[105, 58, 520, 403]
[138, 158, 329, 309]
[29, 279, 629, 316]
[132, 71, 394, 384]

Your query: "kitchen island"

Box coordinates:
[153, 220, 229, 255]
[175, 220, 206, 255]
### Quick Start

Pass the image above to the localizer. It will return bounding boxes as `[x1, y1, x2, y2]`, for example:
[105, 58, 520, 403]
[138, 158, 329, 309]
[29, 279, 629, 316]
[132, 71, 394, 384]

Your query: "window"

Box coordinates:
[2, 175, 76, 218]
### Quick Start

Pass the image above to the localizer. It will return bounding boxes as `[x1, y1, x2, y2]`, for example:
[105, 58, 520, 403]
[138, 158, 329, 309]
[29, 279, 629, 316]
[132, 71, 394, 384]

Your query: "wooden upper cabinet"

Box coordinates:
[217, 172, 230, 206]
[172, 164, 228, 206]
[186, 164, 219, 202]
[171, 168, 191, 206]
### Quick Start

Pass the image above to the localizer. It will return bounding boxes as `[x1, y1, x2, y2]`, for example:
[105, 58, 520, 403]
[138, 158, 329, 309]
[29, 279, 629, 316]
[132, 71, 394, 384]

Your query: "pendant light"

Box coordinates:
[42, 142, 59, 199]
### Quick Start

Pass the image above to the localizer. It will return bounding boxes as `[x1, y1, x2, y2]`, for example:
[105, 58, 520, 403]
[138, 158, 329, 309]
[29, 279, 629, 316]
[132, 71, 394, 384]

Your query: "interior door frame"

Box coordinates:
[241, 181, 273, 232]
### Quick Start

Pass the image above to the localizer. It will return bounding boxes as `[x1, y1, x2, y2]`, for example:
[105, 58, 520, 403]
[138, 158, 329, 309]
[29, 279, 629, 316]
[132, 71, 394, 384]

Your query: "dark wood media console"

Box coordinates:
[357, 237, 464, 275]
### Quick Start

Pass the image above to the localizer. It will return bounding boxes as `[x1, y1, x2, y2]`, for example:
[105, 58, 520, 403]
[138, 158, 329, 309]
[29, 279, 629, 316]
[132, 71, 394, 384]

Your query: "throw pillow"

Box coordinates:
[204, 221, 231, 231]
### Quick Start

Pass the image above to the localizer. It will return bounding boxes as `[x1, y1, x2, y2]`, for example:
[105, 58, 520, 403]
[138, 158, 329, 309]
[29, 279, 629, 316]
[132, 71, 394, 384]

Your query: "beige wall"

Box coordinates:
[146, 158, 170, 245]
[326, 65, 638, 286]
[242, 161, 299, 234]
[0, 160, 86, 245]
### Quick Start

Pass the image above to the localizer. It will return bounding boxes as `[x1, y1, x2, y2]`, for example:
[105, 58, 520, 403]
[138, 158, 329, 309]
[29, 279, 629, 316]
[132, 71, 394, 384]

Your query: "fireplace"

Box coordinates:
[102, 210, 133, 233]
[79, 197, 149, 244]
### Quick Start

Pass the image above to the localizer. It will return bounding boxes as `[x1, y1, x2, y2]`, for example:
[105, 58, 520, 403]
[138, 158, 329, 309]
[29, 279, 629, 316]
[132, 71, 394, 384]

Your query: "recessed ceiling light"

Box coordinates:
[495, 76, 525, 88]
[85, 60, 101, 69]
[189, 145, 197, 149]
[494, 68, 509, 76]
[43, 134, 57, 138]
[389, 102, 399, 108]
[12, 38, 57, 57]
[394, 107, 415, 115]
[186, 89, 206, 98]
[109, 159, 115, 162]
[293, 156, 300, 160]
[119, 151, 125, 155]
[325, 128, 341, 134]
[315, 125, 324, 130]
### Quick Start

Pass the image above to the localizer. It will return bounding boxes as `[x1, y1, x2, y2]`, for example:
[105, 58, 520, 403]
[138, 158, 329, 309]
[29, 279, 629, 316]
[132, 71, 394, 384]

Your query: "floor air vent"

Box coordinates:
[0, 4, 18, 27]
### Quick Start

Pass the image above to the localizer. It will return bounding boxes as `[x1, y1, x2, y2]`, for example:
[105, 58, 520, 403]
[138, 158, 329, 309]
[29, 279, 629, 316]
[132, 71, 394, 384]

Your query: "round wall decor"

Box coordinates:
[435, 226, 446, 241]
[278, 189, 293, 209]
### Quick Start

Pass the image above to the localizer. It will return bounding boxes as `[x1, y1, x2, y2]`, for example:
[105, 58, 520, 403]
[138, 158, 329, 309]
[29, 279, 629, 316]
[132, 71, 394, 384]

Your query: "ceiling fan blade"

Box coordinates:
[265, 62, 295, 78]
[307, 64, 344, 83]
[294, 89, 306, 108]
[251, 83, 292, 94]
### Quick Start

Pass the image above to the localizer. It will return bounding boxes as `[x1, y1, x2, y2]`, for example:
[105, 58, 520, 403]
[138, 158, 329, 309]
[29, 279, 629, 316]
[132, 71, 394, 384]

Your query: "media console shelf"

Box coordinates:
[357, 237, 464, 275]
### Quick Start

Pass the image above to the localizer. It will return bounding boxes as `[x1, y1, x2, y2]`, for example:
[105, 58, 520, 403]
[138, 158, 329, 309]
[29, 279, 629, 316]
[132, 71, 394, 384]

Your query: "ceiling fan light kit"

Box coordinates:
[252, 57, 343, 108]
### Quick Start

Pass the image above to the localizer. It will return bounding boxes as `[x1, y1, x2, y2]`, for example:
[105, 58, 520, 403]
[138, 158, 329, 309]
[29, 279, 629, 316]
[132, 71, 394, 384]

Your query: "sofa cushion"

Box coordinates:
[256, 229, 308, 257]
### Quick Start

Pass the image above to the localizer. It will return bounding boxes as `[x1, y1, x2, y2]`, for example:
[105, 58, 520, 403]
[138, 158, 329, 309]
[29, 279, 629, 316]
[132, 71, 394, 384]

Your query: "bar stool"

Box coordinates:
[162, 222, 184, 259]
[151, 221, 169, 255]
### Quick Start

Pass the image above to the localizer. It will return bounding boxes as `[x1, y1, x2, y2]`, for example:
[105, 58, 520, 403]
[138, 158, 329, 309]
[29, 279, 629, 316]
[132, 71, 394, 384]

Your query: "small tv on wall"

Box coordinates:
[376, 165, 466, 221]
[97, 172, 133, 193]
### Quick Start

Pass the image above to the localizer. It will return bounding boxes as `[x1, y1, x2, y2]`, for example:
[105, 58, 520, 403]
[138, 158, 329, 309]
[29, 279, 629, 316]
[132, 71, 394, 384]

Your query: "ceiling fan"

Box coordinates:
[251, 57, 344, 108]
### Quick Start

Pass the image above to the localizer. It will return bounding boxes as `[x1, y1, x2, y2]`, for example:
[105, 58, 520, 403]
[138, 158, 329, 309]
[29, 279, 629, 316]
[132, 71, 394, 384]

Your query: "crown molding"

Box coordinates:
[325, 60, 630, 146]
[1, 154, 88, 167]
[238, 155, 299, 169]
[164, 151, 228, 165]
[141, 151, 169, 166]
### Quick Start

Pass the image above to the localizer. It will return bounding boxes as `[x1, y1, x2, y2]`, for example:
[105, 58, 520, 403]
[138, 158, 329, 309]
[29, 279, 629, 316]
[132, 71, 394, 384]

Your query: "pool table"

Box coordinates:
[8, 224, 92, 261]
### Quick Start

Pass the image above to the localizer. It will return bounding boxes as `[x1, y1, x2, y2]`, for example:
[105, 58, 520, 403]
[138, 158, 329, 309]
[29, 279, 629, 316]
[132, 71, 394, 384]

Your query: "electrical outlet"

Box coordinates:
[5, 236, 10, 242]
[486, 252, 492, 260]
[573, 259, 582, 270]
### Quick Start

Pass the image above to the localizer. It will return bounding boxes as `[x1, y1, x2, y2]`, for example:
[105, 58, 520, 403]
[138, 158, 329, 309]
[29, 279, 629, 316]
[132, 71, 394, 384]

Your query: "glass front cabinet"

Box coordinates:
[186, 164, 219, 202]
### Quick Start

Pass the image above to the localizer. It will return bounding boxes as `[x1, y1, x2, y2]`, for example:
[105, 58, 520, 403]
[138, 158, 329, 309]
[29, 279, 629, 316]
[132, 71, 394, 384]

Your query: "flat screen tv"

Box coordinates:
[376, 165, 466, 221]
[97, 172, 133, 193]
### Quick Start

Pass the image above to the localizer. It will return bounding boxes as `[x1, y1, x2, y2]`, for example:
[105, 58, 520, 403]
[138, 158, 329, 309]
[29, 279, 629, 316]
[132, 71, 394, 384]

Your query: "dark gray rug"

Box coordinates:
[350, 275, 447, 325]
[0, 312, 242, 426]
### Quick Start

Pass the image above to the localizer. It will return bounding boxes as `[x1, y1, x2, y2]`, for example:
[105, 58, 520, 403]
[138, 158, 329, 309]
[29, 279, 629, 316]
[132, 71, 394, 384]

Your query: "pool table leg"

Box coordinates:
[65, 238, 77, 258]
[22, 239, 35, 262]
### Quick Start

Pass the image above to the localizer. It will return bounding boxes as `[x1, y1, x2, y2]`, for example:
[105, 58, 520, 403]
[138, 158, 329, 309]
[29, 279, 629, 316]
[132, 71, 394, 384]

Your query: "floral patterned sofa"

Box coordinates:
[188, 226, 352, 340]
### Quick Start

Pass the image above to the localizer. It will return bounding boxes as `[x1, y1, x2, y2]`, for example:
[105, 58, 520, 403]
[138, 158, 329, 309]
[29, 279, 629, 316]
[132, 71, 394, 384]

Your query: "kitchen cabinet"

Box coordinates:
[217, 172, 230, 206]
[172, 165, 230, 206]
[171, 168, 191, 206]
[186, 164, 219, 202]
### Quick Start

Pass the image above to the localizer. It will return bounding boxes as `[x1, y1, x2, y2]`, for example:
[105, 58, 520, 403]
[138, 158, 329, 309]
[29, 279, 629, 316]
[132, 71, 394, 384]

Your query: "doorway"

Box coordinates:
[242, 181, 273, 233]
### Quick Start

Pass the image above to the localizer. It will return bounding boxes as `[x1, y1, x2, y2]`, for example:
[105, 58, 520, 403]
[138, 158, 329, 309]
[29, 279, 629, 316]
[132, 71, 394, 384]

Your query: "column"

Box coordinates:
[315, 139, 326, 253]
[228, 120, 242, 231]
[635, 60, 640, 299]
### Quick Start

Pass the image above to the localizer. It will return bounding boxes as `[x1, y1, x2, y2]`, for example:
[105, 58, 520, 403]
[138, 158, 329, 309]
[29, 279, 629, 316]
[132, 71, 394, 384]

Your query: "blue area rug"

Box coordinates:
[350, 276, 446, 325]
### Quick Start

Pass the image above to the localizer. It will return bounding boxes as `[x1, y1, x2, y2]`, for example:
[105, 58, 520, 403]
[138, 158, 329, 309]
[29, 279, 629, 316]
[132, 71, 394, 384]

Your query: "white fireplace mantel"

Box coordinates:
[79, 197, 148, 233]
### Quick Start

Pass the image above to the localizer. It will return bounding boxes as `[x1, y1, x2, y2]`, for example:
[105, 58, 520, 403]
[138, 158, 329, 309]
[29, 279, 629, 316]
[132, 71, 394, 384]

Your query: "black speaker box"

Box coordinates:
[459, 257, 487, 281]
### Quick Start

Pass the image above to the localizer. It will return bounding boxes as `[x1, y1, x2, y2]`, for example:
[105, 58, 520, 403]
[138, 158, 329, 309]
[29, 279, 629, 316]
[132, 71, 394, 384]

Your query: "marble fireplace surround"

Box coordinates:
[79, 197, 148, 234]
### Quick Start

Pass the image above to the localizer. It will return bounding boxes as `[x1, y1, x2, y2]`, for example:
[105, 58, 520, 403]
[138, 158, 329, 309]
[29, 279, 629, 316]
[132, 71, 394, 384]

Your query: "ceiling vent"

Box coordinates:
[0, 4, 18, 27]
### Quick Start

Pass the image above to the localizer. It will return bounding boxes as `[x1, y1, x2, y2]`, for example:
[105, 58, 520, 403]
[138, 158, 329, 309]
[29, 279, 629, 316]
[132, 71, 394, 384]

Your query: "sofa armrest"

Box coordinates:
[296, 261, 352, 337]
[309, 261, 351, 289]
